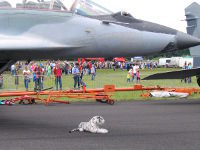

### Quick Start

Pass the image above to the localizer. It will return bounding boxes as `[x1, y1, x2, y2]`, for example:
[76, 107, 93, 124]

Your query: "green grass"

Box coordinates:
[1, 68, 200, 101]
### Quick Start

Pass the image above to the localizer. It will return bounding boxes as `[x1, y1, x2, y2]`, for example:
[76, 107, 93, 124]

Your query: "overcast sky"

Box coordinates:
[94, 0, 200, 33]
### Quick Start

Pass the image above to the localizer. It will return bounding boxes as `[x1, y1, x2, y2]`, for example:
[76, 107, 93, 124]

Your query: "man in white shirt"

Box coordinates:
[132, 64, 139, 82]
[72, 63, 80, 89]
[11, 64, 15, 76]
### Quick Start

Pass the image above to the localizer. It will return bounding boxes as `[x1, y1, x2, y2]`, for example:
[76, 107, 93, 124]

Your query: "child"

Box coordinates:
[127, 72, 131, 83]
[136, 69, 140, 83]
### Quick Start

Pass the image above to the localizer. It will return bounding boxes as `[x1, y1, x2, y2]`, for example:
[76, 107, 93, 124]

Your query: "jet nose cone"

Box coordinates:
[176, 31, 200, 49]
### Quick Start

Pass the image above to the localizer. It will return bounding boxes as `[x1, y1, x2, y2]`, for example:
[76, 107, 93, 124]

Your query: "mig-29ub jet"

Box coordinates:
[0, 0, 200, 74]
[143, 2, 200, 86]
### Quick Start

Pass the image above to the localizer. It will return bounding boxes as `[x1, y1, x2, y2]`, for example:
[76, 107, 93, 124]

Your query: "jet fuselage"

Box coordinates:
[0, 9, 199, 61]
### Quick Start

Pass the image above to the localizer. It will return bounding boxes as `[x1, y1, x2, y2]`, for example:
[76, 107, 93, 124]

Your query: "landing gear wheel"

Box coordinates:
[197, 77, 200, 87]
[107, 100, 115, 105]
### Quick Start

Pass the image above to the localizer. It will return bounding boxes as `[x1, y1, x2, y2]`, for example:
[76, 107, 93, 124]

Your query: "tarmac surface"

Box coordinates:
[0, 100, 200, 150]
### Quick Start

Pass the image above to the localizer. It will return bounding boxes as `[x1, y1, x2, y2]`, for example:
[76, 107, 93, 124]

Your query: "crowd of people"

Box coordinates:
[0, 59, 169, 91]
[182, 62, 193, 84]
[9, 60, 99, 91]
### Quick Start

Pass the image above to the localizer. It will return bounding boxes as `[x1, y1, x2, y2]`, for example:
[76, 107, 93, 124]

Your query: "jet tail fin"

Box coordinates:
[185, 2, 200, 68]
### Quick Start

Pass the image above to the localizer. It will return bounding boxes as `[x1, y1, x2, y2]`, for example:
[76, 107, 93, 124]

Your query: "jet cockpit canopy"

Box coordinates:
[0, 0, 69, 11]
[70, 0, 112, 16]
[0, 0, 113, 15]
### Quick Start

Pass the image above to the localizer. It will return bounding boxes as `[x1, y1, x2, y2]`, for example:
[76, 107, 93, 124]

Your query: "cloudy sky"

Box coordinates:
[94, 0, 200, 33]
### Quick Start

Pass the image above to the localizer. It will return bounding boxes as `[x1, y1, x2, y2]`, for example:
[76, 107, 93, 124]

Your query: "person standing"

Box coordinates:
[11, 64, 15, 76]
[40, 66, 45, 90]
[15, 63, 19, 89]
[127, 72, 131, 83]
[132, 64, 137, 82]
[129, 68, 134, 82]
[72, 63, 80, 90]
[64, 60, 69, 75]
[184, 62, 188, 83]
[23, 66, 31, 91]
[150, 62, 153, 70]
[31, 62, 35, 72]
[46, 63, 52, 82]
[47, 63, 52, 76]
[187, 63, 192, 83]
[78, 64, 86, 87]
[113, 61, 117, 71]
[34, 64, 43, 91]
[54, 63, 62, 91]
[91, 64, 96, 80]
[136, 69, 140, 83]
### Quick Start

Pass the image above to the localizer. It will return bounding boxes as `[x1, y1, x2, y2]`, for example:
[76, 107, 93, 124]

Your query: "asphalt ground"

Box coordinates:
[0, 100, 200, 150]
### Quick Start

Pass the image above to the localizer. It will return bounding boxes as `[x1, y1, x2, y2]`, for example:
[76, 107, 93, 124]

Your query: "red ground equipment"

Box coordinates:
[0, 85, 199, 106]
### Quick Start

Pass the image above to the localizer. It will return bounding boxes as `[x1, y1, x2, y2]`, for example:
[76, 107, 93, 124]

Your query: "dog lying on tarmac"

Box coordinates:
[69, 116, 108, 134]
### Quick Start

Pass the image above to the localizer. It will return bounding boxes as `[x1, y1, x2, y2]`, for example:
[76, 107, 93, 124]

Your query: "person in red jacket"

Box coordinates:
[54, 63, 62, 91]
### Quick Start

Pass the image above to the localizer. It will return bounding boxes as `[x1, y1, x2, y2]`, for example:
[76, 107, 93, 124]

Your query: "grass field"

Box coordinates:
[1, 68, 200, 101]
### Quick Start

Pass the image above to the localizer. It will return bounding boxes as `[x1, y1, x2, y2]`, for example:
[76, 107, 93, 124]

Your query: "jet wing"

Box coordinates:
[0, 35, 82, 73]
[143, 68, 200, 80]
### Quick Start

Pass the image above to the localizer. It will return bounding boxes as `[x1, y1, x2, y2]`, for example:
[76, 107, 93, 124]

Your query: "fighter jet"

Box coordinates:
[143, 2, 200, 86]
[0, 0, 200, 74]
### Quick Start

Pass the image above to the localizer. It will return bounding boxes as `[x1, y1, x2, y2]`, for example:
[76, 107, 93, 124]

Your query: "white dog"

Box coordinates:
[69, 116, 108, 134]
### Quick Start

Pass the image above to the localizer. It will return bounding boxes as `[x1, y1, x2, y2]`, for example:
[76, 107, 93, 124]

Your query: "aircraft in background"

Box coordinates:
[0, 0, 200, 74]
[144, 2, 200, 86]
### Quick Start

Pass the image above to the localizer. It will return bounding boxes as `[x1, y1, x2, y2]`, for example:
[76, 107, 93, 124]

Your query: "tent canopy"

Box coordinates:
[113, 57, 125, 62]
